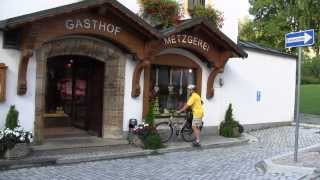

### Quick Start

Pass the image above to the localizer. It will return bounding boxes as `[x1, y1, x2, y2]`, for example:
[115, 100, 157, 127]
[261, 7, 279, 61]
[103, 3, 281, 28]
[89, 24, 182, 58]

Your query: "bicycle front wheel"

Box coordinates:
[155, 122, 173, 143]
[181, 126, 195, 142]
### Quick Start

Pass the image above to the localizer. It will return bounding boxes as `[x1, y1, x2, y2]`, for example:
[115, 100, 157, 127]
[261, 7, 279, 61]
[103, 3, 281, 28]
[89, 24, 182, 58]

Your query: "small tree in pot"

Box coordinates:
[219, 104, 243, 138]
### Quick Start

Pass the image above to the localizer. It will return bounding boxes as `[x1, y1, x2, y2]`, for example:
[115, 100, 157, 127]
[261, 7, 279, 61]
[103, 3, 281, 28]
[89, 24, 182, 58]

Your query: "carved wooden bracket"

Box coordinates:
[17, 49, 33, 95]
[206, 68, 223, 99]
[0, 63, 8, 102]
[206, 51, 232, 99]
[131, 60, 150, 97]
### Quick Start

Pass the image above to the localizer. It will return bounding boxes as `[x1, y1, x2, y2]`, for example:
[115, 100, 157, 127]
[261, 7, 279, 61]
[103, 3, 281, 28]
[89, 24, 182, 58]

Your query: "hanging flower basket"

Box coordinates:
[190, 5, 224, 28]
[139, 0, 183, 29]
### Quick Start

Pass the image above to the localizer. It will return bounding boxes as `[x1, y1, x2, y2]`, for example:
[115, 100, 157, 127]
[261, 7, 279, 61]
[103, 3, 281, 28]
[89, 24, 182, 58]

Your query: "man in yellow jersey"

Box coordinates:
[177, 84, 203, 147]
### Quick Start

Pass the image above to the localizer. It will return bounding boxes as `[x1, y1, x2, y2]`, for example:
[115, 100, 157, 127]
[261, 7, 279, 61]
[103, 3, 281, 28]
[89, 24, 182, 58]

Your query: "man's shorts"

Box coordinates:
[192, 118, 203, 128]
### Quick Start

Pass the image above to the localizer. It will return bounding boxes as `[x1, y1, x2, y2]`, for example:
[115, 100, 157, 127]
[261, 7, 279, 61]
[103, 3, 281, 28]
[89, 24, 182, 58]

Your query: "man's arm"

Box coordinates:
[177, 104, 189, 114]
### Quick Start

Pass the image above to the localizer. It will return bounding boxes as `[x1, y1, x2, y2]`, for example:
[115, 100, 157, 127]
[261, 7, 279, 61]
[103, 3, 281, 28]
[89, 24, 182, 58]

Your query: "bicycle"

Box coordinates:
[155, 112, 195, 143]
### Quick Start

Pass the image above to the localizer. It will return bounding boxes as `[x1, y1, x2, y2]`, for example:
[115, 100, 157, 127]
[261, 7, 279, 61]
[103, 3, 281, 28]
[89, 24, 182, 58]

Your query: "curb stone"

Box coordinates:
[58, 138, 249, 165]
[292, 122, 320, 129]
[0, 137, 249, 170]
[0, 158, 57, 171]
[257, 143, 320, 179]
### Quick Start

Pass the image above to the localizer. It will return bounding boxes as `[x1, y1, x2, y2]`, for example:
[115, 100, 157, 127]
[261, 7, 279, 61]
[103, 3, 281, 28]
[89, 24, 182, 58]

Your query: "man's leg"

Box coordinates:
[192, 118, 202, 144]
[192, 126, 200, 143]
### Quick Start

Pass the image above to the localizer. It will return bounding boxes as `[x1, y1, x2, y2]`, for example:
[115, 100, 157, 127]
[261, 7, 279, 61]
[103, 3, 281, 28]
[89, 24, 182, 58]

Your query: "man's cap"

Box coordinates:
[187, 84, 196, 89]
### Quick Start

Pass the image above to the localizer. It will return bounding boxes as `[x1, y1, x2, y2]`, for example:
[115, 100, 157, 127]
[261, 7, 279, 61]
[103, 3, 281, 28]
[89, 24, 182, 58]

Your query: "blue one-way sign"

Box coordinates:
[285, 29, 314, 48]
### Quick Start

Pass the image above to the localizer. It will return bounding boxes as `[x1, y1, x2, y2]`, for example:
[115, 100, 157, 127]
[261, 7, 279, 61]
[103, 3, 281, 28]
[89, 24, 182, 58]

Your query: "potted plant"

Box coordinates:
[129, 102, 164, 149]
[219, 104, 244, 138]
[130, 122, 164, 149]
[190, 5, 224, 28]
[1, 127, 33, 159]
[0, 105, 33, 159]
[139, 0, 183, 29]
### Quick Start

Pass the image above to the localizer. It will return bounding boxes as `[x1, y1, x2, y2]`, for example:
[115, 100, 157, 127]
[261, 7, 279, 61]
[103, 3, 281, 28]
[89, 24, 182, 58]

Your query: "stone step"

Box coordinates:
[32, 136, 129, 153]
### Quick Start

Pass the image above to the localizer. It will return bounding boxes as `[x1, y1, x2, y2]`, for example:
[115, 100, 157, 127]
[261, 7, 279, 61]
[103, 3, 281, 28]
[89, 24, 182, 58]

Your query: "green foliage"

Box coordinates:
[0, 127, 33, 158]
[300, 84, 320, 115]
[5, 105, 19, 130]
[219, 126, 234, 137]
[219, 104, 243, 138]
[191, 5, 224, 28]
[143, 133, 163, 149]
[145, 101, 155, 126]
[302, 56, 320, 84]
[134, 125, 164, 149]
[240, 0, 320, 55]
[139, 0, 182, 28]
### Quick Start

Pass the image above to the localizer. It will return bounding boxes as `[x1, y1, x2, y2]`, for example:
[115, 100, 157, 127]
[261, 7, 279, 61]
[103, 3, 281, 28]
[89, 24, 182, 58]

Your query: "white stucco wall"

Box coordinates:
[221, 50, 296, 125]
[154, 48, 296, 128]
[122, 48, 296, 131]
[0, 32, 36, 132]
[122, 58, 144, 131]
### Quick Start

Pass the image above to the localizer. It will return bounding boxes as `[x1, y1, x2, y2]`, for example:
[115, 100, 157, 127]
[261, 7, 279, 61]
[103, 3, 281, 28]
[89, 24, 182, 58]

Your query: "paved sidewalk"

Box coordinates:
[2, 126, 320, 180]
[0, 134, 249, 170]
[259, 143, 320, 179]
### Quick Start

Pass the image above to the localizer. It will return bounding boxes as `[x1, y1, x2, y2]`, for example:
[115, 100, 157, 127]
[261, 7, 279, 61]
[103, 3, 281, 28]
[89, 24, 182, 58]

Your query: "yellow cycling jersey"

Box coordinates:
[187, 92, 204, 118]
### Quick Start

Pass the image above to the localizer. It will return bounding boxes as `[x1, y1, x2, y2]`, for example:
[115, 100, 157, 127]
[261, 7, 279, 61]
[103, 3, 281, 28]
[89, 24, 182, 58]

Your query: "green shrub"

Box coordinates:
[133, 124, 164, 149]
[0, 127, 33, 158]
[301, 76, 320, 84]
[219, 124, 233, 137]
[219, 104, 243, 137]
[5, 105, 19, 130]
[145, 101, 155, 126]
[143, 133, 164, 149]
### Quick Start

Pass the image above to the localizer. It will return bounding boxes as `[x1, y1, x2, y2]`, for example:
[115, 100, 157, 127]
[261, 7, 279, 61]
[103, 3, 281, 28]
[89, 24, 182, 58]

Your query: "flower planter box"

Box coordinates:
[4, 143, 31, 160]
[233, 127, 240, 137]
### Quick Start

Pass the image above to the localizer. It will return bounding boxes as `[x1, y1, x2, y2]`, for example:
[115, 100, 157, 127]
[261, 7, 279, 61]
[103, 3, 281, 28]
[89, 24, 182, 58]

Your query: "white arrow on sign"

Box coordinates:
[286, 32, 313, 44]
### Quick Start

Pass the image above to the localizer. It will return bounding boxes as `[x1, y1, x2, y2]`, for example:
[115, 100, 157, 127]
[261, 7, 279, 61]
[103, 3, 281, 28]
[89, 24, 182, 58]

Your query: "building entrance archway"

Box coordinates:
[44, 55, 104, 138]
[34, 36, 126, 142]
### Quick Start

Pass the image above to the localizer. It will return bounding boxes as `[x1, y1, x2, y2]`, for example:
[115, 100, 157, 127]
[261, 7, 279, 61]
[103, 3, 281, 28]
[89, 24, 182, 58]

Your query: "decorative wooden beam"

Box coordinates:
[131, 60, 150, 97]
[206, 67, 223, 99]
[17, 49, 33, 95]
[206, 51, 232, 99]
[0, 63, 8, 102]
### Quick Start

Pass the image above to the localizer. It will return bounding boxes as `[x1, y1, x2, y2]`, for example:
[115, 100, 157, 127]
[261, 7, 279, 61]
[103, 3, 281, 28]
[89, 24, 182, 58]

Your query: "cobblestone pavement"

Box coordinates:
[300, 113, 320, 125]
[2, 126, 320, 180]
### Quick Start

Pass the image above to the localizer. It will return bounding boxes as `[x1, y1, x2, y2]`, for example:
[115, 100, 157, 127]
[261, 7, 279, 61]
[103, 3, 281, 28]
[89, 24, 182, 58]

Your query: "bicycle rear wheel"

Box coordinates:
[155, 122, 173, 143]
[181, 125, 195, 142]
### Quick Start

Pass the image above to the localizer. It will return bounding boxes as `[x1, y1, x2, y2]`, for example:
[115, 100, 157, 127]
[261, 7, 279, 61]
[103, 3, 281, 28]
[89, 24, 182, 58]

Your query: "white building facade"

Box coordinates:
[0, 0, 296, 141]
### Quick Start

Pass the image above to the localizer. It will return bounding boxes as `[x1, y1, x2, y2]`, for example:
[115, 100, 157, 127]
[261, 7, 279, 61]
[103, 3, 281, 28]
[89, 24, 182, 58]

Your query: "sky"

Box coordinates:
[237, 0, 252, 20]
[0, 0, 252, 21]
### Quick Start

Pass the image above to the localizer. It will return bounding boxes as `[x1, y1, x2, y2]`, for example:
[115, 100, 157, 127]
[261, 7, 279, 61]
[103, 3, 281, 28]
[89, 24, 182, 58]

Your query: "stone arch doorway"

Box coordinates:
[45, 55, 104, 137]
[34, 35, 126, 143]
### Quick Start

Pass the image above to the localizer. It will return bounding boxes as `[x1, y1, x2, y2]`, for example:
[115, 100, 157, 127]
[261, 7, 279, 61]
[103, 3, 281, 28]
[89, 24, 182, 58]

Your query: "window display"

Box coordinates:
[151, 65, 196, 116]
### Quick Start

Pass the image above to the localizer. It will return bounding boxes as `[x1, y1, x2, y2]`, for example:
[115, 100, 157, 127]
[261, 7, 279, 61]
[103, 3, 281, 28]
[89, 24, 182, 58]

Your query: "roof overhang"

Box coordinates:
[0, 0, 162, 39]
[161, 18, 248, 59]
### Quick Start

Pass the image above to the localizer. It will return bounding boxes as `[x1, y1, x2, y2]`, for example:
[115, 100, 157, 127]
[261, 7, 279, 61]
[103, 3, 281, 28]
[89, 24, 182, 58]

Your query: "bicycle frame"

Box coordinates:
[169, 115, 190, 136]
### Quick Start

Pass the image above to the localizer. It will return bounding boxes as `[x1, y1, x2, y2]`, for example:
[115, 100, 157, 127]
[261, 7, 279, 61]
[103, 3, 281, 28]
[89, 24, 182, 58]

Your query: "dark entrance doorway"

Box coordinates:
[45, 55, 104, 137]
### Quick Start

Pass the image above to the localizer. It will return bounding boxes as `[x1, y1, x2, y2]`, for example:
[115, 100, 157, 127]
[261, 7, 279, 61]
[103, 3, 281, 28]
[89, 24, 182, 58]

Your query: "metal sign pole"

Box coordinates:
[294, 47, 303, 162]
